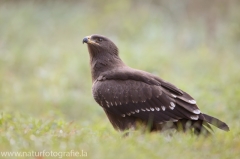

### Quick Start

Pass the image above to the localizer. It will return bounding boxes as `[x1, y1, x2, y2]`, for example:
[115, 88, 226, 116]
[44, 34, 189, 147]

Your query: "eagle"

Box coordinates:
[83, 34, 229, 135]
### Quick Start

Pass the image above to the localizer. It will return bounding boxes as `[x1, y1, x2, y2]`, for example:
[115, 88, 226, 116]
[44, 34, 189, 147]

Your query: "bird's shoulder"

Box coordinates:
[94, 66, 160, 85]
[93, 66, 183, 95]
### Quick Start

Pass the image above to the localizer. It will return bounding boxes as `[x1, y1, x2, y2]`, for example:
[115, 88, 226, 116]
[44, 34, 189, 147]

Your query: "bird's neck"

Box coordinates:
[90, 53, 125, 82]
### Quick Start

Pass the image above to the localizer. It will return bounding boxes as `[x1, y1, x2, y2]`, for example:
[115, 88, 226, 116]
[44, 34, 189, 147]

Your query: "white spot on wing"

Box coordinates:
[135, 109, 140, 113]
[189, 100, 196, 104]
[122, 114, 125, 117]
[161, 106, 166, 111]
[127, 113, 131, 116]
[115, 102, 117, 106]
[155, 107, 160, 111]
[131, 111, 135, 114]
[169, 102, 175, 110]
[169, 105, 174, 110]
[150, 107, 154, 111]
[190, 115, 199, 120]
[146, 108, 150, 111]
[171, 94, 177, 98]
[193, 109, 201, 114]
[170, 102, 175, 108]
[141, 109, 145, 111]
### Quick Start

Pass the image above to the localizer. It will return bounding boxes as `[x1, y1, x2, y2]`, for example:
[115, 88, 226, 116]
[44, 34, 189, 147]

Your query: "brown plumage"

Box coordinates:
[83, 34, 229, 135]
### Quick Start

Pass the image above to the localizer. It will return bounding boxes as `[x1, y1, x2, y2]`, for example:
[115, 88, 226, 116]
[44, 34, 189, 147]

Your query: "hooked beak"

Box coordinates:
[82, 35, 100, 46]
[82, 37, 88, 44]
[82, 36, 91, 44]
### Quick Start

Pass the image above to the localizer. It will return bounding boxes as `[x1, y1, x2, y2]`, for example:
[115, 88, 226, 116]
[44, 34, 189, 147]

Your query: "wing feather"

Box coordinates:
[93, 79, 199, 125]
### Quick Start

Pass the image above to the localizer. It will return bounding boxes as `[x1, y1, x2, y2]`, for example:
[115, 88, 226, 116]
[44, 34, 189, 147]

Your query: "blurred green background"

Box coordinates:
[0, 0, 240, 159]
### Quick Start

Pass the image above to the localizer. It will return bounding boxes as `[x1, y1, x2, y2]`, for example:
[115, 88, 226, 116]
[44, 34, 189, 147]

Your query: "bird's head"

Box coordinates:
[83, 34, 118, 57]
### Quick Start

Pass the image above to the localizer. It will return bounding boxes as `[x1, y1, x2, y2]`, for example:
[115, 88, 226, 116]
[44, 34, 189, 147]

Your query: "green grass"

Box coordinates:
[0, 1, 240, 159]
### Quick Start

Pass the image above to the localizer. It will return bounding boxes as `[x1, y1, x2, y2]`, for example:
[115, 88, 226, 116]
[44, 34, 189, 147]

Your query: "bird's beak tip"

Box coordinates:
[82, 37, 88, 44]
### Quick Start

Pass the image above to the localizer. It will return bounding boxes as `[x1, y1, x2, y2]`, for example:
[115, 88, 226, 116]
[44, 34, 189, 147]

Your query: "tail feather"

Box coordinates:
[201, 113, 230, 131]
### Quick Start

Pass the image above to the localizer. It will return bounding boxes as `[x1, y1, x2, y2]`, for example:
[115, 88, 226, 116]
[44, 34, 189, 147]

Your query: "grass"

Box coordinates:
[0, 1, 240, 158]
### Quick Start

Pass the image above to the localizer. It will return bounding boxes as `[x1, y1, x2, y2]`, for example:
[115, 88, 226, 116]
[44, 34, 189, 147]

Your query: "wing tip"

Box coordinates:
[219, 123, 230, 131]
[202, 113, 230, 132]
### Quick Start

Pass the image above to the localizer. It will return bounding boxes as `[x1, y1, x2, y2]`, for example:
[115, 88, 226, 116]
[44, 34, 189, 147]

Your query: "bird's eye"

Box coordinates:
[98, 38, 103, 42]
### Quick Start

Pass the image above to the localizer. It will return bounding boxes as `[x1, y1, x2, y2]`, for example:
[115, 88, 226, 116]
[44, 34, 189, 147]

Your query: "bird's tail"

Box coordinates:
[201, 113, 230, 131]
